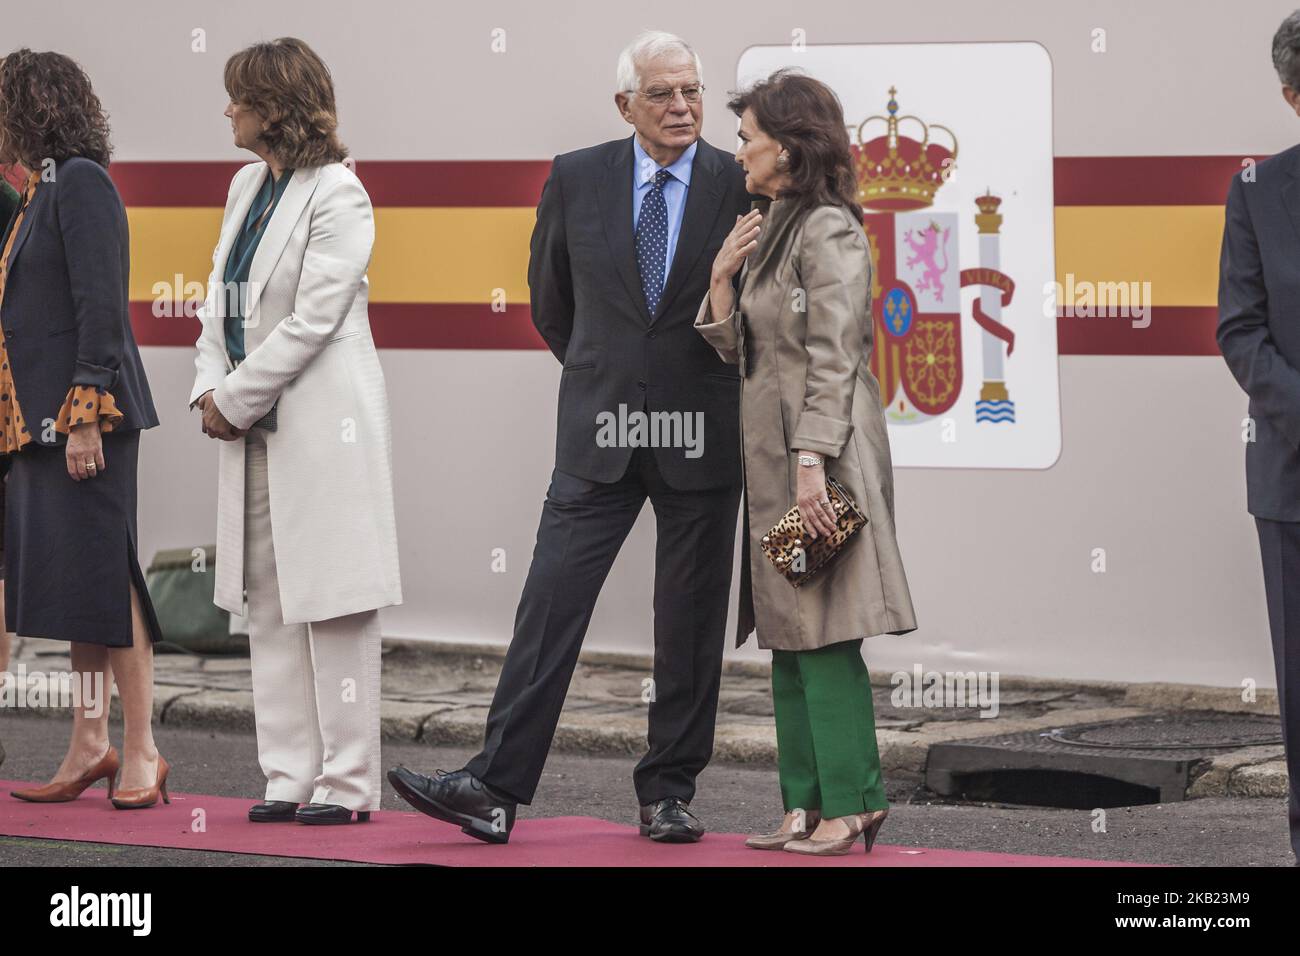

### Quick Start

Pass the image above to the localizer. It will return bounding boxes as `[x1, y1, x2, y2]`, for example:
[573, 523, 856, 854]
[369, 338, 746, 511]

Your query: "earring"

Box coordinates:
[775, 151, 789, 171]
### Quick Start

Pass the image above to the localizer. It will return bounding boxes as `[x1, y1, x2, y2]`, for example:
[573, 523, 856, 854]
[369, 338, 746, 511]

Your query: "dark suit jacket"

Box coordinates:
[0, 157, 158, 445]
[529, 134, 752, 490]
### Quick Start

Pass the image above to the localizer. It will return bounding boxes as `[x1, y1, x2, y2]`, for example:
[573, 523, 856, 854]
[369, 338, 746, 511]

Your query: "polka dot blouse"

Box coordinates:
[0, 171, 124, 453]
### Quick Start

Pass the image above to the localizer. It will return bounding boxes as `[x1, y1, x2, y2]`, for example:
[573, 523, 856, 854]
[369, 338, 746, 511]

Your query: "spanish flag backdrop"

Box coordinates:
[109, 154, 1243, 356]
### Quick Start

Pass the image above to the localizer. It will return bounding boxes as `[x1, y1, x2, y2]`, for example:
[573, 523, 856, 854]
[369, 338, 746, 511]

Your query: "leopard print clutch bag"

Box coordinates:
[759, 475, 867, 588]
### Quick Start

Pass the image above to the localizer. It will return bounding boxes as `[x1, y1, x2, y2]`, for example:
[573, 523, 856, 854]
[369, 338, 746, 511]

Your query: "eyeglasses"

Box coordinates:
[631, 84, 705, 107]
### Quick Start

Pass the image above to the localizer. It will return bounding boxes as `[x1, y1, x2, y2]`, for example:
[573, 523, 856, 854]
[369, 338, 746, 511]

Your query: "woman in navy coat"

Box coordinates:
[0, 49, 166, 808]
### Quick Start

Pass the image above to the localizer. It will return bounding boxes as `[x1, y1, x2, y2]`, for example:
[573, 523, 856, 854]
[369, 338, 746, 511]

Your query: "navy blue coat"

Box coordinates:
[0, 157, 158, 446]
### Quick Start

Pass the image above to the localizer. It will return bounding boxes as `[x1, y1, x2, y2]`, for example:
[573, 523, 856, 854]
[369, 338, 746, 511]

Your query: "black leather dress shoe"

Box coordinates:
[639, 796, 704, 843]
[294, 803, 371, 825]
[248, 800, 298, 823]
[387, 765, 516, 844]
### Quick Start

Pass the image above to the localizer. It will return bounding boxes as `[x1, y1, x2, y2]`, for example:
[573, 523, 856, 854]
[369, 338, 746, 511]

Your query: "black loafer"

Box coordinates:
[387, 765, 516, 844]
[294, 802, 371, 825]
[248, 800, 299, 823]
[639, 796, 704, 843]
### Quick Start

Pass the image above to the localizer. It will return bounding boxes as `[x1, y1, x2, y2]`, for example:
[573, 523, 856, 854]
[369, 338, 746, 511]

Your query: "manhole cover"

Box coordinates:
[925, 711, 1285, 807]
[1048, 712, 1282, 751]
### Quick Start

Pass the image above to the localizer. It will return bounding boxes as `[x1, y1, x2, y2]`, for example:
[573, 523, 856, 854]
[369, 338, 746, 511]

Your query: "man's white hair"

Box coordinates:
[616, 30, 703, 94]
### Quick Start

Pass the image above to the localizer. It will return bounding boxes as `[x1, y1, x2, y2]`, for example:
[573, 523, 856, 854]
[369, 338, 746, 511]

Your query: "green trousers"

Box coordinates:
[771, 639, 889, 819]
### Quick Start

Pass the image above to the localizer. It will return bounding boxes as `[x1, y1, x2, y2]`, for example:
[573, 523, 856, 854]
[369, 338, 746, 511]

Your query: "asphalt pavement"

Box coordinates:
[0, 712, 1294, 867]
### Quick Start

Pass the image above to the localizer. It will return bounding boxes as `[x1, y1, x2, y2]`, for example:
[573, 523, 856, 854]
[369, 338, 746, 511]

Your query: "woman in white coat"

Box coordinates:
[190, 37, 401, 825]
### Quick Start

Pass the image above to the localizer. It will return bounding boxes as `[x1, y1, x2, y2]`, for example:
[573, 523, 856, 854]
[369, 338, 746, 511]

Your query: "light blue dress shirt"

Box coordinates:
[632, 136, 696, 275]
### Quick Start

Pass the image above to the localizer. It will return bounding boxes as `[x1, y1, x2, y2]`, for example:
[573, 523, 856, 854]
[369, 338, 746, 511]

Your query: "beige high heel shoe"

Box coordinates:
[744, 810, 821, 850]
[783, 808, 888, 856]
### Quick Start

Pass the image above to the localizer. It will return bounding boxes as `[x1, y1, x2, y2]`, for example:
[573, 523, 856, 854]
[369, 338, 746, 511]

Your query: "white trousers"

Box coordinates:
[243, 429, 382, 811]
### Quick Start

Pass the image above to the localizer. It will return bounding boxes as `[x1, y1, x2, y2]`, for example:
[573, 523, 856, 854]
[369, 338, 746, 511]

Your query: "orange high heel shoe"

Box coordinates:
[10, 746, 120, 802]
[110, 754, 170, 810]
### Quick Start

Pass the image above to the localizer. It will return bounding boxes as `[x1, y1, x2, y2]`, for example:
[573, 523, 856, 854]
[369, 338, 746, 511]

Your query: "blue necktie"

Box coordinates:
[636, 168, 672, 317]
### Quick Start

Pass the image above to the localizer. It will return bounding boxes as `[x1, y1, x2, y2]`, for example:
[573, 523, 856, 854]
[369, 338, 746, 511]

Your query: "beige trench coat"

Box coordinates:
[695, 198, 917, 651]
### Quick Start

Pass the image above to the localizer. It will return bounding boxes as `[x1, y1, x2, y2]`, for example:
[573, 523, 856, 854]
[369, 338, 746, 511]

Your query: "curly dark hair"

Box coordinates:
[0, 49, 113, 168]
[224, 37, 347, 168]
[727, 68, 861, 221]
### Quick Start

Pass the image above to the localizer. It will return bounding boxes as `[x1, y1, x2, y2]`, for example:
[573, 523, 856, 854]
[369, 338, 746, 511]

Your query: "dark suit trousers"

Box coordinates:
[1256, 517, 1300, 859]
[465, 446, 741, 806]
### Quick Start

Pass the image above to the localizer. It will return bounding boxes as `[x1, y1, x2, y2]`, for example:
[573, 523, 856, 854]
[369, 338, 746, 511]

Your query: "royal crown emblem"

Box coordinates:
[852, 87, 958, 211]
[851, 89, 1017, 425]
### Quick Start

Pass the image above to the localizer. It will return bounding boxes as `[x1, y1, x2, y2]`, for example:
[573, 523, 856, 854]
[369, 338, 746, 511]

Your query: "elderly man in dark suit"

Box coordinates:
[390, 30, 753, 844]
[1217, 9, 1300, 866]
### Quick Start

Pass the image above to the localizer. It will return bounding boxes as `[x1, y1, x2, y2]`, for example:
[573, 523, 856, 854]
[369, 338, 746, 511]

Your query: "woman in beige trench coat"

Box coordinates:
[695, 70, 917, 856]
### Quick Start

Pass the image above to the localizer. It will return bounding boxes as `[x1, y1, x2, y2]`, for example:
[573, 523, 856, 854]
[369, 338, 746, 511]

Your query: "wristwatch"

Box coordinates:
[797, 454, 824, 467]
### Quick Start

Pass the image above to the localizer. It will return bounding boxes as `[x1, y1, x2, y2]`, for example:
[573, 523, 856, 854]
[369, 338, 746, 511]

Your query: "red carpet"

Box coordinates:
[0, 779, 1142, 866]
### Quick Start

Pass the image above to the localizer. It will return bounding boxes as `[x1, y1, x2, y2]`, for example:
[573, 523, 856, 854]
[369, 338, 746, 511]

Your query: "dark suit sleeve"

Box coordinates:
[1217, 172, 1300, 451]
[56, 161, 126, 392]
[527, 157, 574, 363]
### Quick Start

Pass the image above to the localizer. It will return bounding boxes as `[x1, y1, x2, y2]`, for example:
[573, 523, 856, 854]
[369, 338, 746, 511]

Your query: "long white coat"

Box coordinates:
[190, 161, 402, 625]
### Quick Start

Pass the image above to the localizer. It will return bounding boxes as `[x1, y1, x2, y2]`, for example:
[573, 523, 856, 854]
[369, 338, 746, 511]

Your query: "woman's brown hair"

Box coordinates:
[224, 37, 347, 168]
[727, 68, 862, 221]
[0, 50, 113, 168]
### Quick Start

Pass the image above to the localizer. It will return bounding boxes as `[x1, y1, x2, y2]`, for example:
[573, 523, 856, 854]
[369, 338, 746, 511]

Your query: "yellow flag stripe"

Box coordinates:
[126, 205, 1224, 308]
[1052, 206, 1224, 308]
